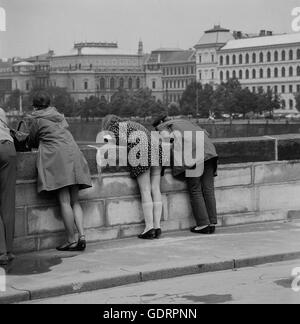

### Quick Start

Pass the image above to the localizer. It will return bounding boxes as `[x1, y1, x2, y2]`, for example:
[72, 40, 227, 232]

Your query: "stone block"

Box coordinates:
[216, 166, 252, 187]
[278, 138, 300, 161]
[216, 187, 254, 215]
[258, 183, 300, 212]
[27, 206, 64, 235]
[82, 200, 105, 229]
[106, 198, 144, 226]
[215, 138, 275, 164]
[161, 219, 181, 232]
[85, 227, 120, 242]
[15, 207, 27, 238]
[167, 193, 192, 220]
[254, 161, 300, 184]
[222, 211, 286, 227]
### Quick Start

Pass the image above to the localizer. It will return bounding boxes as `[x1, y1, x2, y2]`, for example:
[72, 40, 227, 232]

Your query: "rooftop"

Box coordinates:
[147, 49, 195, 64]
[221, 32, 300, 50]
[54, 42, 140, 57]
[195, 25, 234, 47]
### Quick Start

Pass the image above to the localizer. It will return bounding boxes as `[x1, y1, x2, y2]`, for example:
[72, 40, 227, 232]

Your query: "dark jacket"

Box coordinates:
[157, 119, 218, 177]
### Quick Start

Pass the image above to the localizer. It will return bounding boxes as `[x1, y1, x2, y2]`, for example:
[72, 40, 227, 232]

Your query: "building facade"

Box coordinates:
[145, 48, 196, 104]
[0, 51, 53, 106]
[195, 26, 300, 113]
[50, 42, 146, 102]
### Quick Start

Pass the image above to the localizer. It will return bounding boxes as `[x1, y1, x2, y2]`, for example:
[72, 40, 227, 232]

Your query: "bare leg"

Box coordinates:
[70, 186, 85, 238]
[151, 167, 163, 229]
[57, 187, 76, 243]
[137, 169, 154, 233]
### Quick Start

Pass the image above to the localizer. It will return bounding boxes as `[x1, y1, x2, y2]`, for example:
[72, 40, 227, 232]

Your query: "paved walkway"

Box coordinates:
[1, 220, 300, 303]
[25, 260, 300, 304]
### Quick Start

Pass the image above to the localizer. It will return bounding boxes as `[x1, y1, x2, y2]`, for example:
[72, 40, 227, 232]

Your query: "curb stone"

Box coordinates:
[1, 250, 300, 304]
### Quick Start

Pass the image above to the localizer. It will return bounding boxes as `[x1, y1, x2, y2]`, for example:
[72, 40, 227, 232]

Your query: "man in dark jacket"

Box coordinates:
[153, 116, 218, 234]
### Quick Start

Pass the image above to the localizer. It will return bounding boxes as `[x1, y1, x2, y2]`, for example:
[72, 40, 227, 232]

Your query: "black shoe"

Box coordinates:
[190, 226, 211, 234]
[138, 229, 156, 240]
[56, 242, 78, 252]
[0, 254, 8, 266]
[155, 229, 162, 239]
[77, 236, 87, 252]
[209, 225, 216, 234]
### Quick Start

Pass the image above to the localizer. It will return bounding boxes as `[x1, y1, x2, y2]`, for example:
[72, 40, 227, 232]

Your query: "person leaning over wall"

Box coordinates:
[0, 108, 17, 266]
[102, 115, 168, 240]
[28, 91, 92, 252]
[153, 115, 219, 235]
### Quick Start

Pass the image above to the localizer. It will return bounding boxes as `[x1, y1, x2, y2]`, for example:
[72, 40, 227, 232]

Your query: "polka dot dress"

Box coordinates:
[108, 120, 166, 179]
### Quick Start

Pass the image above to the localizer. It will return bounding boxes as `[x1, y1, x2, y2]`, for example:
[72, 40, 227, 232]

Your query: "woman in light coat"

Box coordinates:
[29, 92, 92, 252]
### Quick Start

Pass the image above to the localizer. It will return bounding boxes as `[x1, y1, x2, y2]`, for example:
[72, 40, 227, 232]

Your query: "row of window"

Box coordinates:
[163, 78, 194, 89]
[220, 49, 300, 66]
[281, 99, 295, 110]
[220, 66, 300, 81]
[73, 77, 142, 91]
[247, 84, 300, 95]
[163, 66, 195, 76]
[165, 93, 182, 103]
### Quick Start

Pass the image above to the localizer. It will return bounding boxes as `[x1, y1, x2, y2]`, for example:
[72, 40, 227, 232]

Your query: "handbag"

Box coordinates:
[0, 118, 30, 152]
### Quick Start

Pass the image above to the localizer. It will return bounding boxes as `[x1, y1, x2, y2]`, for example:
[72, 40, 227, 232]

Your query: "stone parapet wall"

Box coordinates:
[13, 134, 300, 253]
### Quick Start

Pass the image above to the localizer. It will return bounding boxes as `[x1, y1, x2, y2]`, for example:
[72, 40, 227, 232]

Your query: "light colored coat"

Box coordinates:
[29, 107, 92, 193]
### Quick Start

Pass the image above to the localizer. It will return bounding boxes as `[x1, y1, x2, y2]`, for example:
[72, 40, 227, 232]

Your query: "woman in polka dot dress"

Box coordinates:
[102, 115, 167, 240]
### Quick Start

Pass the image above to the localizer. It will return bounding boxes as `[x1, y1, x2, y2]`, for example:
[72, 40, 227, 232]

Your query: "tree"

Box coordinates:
[79, 96, 102, 119]
[131, 88, 167, 118]
[168, 102, 181, 116]
[211, 79, 242, 116]
[4, 89, 23, 112]
[109, 88, 132, 117]
[180, 82, 200, 116]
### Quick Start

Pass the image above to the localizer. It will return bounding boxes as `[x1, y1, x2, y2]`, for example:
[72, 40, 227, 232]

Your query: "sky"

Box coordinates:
[0, 0, 299, 58]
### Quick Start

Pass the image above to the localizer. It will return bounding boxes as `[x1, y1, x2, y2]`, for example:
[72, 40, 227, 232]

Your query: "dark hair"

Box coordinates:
[152, 114, 168, 128]
[32, 91, 51, 110]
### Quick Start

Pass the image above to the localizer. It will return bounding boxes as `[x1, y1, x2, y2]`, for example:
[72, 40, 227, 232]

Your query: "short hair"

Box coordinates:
[32, 91, 51, 110]
[152, 114, 168, 128]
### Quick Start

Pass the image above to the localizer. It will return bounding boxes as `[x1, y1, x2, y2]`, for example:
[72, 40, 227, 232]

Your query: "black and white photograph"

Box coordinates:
[0, 0, 300, 308]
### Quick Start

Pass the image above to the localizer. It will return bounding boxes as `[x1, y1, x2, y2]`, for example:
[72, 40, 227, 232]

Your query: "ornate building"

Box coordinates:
[195, 26, 300, 113]
[50, 42, 146, 101]
[0, 51, 53, 105]
[145, 48, 196, 104]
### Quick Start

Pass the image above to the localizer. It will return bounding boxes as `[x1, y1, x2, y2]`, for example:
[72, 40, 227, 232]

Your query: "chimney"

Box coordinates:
[138, 40, 144, 55]
[260, 30, 266, 37]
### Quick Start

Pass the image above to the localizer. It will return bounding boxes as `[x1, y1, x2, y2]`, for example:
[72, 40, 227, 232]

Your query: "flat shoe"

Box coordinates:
[56, 242, 78, 252]
[138, 229, 155, 240]
[190, 226, 211, 234]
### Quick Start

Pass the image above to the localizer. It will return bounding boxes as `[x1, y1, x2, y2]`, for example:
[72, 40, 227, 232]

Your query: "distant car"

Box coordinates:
[221, 114, 231, 119]
[285, 114, 296, 119]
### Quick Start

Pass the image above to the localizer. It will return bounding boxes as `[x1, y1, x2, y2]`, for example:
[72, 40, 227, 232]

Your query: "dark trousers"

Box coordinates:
[0, 141, 17, 254]
[186, 159, 217, 227]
